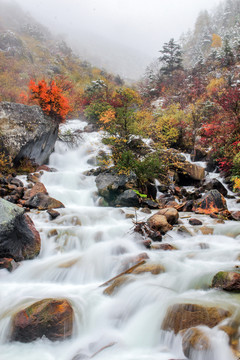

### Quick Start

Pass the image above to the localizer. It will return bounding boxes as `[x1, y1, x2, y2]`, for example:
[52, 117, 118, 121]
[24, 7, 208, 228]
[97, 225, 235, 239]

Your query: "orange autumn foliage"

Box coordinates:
[28, 79, 71, 123]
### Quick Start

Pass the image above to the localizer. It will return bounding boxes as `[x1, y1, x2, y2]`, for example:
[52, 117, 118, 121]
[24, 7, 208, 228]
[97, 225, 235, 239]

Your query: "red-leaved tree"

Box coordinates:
[26, 80, 71, 123]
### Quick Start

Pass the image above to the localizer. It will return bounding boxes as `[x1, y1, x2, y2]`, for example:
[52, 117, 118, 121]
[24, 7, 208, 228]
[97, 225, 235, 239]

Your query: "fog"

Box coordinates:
[5, 0, 221, 78]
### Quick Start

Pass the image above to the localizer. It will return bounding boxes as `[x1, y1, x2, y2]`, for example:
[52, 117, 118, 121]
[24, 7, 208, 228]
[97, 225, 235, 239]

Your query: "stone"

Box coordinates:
[0, 258, 17, 272]
[25, 193, 65, 210]
[146, 182, 157, 199]
[161, 303, 231, 334]
[36, 165, 55, 172]
[0, 30, 24, 56]
[212, 271, 240, 292]
[231, 211, 240, 221]
[125, 213, 135, 219]
[0, 199, 41, 261]
[47, 209, 60, 220]
[181, 200, 194, 212]
[151, 243, 177, 251]
[181, 327, 211, 359]
[199, 226, 214, 235]
[134, 221, 162, 241]
[142, 239, 152, 248]
[23, 182, 48, 200]
[193, 190, 227, 214]
[204, 178, 228, 197]
[140, 208, 152, 214]
[147, 214, 173, 234]
[174, 160, 205, 185]
[177, 226, 193, 237]
[191, 146, 207, 161]
[47, 229, 58, 238]
[11, 299, 73, 342]
[132, 263, 165, 275]
[103, 275, 132, 295]
[95, 170, 137, 205]
[165, 201, 179, 209]
[27, 173, 40, 184]
[141, 199, 159, 209]
[157, 208, 179, 225]
[115, 190, 140, 207]
[10, 178, 24, 187]
[0, 102, 59, 165]
[127, 138, 150, 156]
[189, 218, 203, 226]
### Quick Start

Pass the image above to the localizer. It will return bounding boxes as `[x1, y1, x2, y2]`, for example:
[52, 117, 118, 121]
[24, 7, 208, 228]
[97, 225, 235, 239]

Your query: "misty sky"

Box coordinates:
[13, 0, 220, 56]
[2, 0, 222, 78]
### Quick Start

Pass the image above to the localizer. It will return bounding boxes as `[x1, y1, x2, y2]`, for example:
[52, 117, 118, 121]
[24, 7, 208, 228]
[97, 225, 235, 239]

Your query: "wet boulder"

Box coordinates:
[156, 208, 179, 225]
[23, 182, 48, 200]
[168, 150, 205, 185]
[47, 209, 60, 220]
[134, 221, 162, 242]
[127, 138, 150, 156]
[147, 214, 173, 234]
[0, 258, 17, 272]
[161, 303, 231, 334]
[204, 178, 228, 197]
[177, 226, 194, 237]
[141, 199, 159, 209]
[151, 243, 177, 251]
[0, 198, 41, 261]
[11, 299, 73, 342]
[0, 102, 59, 165]
[115, 190, 140, 207]
[212, 271, 240, 292]
[181, 327, 211, 359]
[25, 193, 65, 210]
[104, 275, 133, 295]
[132, 263, 165, 275]
[176, 162, 205, 184]
[231, 211, 240, 221]
[95, 170, 137, 206]
[193, 190, 227, 215]
[189, 218, 202, 226]
[190, 146, 207, 162]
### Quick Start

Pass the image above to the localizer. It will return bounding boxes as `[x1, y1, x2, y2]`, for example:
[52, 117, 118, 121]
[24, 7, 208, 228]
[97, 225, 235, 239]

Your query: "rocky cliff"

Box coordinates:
[0, 102, 58, 165]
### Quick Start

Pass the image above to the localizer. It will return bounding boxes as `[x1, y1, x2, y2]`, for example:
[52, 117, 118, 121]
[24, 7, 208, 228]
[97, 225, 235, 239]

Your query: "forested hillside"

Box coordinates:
[0, 1, 122, 116]
[139, 0, 240, 190]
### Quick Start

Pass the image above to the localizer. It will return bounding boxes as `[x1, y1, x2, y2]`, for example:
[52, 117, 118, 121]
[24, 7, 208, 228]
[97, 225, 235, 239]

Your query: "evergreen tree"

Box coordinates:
[222, 38, 235, 66]
[158, 38, 183, 75]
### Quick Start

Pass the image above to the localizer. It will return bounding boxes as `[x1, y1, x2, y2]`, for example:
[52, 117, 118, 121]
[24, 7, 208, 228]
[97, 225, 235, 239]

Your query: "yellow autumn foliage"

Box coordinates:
[211, 33, 222, 48]
[206, 78, 225, 96]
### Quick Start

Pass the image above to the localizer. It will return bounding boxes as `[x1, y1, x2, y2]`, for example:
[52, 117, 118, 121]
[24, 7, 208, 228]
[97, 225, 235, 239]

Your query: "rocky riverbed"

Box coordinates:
[0, 118, 240, 360]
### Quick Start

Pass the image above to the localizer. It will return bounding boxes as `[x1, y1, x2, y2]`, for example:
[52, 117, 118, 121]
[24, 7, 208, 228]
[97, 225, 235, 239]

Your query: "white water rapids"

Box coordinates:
[0, 119, 240, 360]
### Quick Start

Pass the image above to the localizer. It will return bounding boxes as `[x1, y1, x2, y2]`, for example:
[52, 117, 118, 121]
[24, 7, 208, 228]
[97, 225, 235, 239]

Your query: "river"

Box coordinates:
[0, 119, 239, 360]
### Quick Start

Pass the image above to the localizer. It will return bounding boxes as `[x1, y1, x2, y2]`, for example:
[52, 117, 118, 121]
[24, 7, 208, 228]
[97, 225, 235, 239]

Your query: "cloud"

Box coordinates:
[5, 0, 220, 78]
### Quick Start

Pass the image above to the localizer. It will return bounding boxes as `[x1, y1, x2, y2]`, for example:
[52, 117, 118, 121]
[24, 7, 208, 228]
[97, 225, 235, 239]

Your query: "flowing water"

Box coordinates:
[0, 119, 240, 360]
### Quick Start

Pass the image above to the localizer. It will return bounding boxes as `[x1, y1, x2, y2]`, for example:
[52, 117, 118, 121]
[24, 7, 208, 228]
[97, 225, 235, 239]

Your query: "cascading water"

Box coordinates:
[0, 119, 239, 360]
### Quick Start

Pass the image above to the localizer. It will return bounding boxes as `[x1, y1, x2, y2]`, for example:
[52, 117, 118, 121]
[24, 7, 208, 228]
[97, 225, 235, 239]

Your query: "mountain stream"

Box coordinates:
[0, 119, 240, 360]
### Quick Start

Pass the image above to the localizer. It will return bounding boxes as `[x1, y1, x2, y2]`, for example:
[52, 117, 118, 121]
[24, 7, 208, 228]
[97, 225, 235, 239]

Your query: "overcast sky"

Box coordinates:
[13, 0, 221, 55]
[4, 0, 222, 78]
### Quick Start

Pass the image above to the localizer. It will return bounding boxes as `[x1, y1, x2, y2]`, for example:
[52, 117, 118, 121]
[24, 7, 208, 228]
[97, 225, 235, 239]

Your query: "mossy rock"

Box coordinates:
[162, 303, 231, 334]
[212, 271, 240, 292]
[11, 298, 73, 342]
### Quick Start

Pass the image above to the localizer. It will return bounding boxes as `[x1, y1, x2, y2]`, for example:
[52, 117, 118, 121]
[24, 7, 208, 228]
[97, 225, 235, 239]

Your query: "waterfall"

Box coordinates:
[0, 119, 238, 360]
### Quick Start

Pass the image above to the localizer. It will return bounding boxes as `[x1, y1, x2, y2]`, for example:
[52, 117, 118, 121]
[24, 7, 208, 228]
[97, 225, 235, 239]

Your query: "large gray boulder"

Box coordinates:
[95, 170, 137, 206]
[0, 198, 41, 261]
[165, 149, 205, 184]
[0, 102, 59, 165]
[115, 190, 140, 207]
